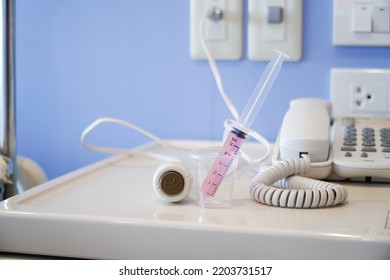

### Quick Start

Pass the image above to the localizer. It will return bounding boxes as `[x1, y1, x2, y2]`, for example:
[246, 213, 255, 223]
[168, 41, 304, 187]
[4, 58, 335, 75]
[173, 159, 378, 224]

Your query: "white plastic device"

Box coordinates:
[273, 97, 390, 182]
[152, 161, 193, 203]
[332, 115, 390, 180]
[190, 0, 243, 60]
[279, 98, 331, 162]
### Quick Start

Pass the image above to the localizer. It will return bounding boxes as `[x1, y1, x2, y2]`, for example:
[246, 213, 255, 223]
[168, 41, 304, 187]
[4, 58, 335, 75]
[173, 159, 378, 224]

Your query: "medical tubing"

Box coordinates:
[81, 117, 178, 162]
[198, 14, 239, 121]
[250, 155, 348, 208]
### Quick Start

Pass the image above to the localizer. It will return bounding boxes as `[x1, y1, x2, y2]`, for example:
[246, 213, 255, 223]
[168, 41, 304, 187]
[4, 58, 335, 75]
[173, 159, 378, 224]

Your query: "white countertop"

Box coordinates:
[0, 140, 389, 259]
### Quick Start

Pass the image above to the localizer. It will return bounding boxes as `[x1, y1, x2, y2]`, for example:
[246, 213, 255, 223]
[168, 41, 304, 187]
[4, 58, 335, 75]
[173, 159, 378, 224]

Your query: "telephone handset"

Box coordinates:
[273, 98, 390, 181]
[279, 98, 332, 162]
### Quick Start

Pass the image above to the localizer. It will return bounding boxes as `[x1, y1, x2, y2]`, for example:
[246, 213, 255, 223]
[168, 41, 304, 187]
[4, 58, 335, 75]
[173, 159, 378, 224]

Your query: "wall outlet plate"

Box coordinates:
[247, 0, 302, 61]
[190, 0, 243, 60]
[331, 68, 390, 117]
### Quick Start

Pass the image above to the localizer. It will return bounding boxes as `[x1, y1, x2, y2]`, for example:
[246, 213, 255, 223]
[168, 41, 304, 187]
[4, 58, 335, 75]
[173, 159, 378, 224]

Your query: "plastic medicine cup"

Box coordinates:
[189, 148, 238, 209]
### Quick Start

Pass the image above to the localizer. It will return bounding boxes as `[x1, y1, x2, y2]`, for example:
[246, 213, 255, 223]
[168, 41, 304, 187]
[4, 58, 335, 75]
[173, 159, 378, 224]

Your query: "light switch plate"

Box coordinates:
[333, 0, 390, 46]
[190, 0, 243, 60]
[247, 0, 302, 61]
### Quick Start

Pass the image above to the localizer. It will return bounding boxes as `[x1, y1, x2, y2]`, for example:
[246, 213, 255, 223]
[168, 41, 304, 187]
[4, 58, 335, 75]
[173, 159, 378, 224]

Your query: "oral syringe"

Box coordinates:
[200, 50, 289, 197]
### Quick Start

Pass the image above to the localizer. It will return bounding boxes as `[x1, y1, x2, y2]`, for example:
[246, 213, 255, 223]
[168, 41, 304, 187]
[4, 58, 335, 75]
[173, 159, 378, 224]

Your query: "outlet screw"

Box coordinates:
[208, 6, 223, 21]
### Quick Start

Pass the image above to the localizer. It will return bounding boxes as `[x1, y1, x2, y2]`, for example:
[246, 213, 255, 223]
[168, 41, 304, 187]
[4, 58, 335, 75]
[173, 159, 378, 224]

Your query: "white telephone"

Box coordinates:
[273, 98, 390, 182]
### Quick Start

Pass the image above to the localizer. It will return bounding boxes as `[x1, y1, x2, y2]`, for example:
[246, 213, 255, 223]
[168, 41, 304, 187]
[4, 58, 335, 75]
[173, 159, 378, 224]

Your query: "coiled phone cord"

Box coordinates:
[250, 155, 348, 208]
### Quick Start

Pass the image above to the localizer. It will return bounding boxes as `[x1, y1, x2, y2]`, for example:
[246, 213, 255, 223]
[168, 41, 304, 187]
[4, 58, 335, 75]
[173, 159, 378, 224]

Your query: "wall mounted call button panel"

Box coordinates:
[247, 0, 303, 61]
[333, 0, 390, 46]
[190, 0, 243, 60]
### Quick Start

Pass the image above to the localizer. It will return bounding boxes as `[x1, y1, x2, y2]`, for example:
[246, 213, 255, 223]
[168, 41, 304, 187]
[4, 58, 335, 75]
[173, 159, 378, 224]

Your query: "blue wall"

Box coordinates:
[15, 0, 390, 179]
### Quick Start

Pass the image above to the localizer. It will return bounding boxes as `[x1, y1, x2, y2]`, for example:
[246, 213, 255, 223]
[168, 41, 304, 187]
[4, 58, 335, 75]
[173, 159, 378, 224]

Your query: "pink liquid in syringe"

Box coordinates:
[200, 128, 247, 197]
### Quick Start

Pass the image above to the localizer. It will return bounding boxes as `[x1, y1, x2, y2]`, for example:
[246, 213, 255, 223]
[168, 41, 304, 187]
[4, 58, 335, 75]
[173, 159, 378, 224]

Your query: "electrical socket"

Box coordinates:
[350, 82, 387, 112]
[331, 68, 390, 117]
[189, 0, 243, 60]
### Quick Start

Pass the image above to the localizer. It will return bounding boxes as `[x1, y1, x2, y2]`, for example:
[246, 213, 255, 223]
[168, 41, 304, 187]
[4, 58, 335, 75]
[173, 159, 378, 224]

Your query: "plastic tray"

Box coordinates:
[0, 140, 389, 259]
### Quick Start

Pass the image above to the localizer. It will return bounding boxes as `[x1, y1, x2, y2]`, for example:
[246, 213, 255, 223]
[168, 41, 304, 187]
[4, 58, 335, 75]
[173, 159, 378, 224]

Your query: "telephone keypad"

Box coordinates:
[340, 118, 390, 158]
[342, 124, 357, 153]
[381, 128, 390, 151]
[332, 116, 390, 180]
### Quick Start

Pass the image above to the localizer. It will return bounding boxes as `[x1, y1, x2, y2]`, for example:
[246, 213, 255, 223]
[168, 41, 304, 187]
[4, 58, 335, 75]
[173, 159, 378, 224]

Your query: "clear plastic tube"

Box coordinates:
[238, 50, 289, 130]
